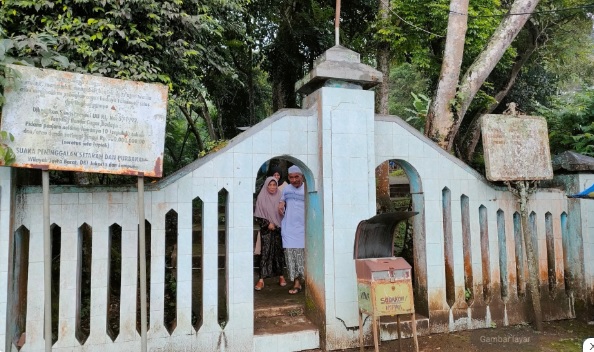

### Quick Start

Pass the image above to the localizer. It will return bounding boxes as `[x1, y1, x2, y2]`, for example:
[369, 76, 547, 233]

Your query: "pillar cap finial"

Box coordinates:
[295, 45, 383, 95]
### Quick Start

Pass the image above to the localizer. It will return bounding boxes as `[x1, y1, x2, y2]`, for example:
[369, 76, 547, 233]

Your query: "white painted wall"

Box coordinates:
[0, 86, 583, 351]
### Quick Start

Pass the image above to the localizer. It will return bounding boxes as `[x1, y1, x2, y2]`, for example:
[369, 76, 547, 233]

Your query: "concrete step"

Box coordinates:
[253, 276, 305, 319]
[255, 302, 304, 319]
[254, 315, 320, 351]
[254, 314, 317, 334]
[252, 276, 318, 351]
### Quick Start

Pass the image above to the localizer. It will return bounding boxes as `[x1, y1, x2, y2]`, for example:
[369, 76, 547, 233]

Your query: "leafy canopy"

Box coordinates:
[0, 0, 247, 93]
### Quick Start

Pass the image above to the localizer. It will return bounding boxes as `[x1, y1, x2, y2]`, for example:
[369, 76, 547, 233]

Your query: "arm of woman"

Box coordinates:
[255, 217, 270, 229]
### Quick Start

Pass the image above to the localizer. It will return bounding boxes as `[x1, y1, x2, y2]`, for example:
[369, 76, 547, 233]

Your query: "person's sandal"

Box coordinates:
[255, 280, 264, 291]
[288, 286, 302, 295]
[279, 277, 287, 287]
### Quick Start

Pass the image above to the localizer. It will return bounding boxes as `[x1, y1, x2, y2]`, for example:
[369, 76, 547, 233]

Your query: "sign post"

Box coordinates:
[138, 174, 147, 351]
[42, 167, 51, 352]
[1, 65, 168, 351]
[481, 114, 553, 331]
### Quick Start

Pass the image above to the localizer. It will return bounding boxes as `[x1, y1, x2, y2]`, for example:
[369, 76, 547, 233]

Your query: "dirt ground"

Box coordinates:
[315, 319, 594, 352]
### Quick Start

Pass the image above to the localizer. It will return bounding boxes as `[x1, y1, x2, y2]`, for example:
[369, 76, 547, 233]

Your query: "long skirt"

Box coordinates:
[284, 248, 305, 282]
[259, 227, 285, 279]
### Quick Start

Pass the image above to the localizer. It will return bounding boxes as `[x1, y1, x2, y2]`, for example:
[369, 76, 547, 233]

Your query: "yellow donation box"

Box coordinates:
[356, 257, 414, 316]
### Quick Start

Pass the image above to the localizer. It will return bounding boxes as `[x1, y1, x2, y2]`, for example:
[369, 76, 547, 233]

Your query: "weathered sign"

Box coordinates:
[1, 64, 168, 177]
[481, 114, 553, 181]
[355, 257, 414, 317]
[358, 280, 414, 316]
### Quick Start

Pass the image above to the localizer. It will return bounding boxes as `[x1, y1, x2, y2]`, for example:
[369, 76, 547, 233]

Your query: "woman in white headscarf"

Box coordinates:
[254, 176, 286, 290]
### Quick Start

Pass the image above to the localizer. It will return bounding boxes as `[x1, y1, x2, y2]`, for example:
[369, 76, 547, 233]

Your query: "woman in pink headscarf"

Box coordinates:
[254, 176, 286, 290]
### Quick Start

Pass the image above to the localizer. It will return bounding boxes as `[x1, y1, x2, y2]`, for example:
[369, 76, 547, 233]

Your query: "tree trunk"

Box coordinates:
[270, 1, 300, 111]
[246, 15, 256, 127]
[446, 0, 540, 151]
[196, 92, 218, 141]
[518, 182, 543, 331]
[179, 104, 204, 152]
[426, 0, 469, 148]
[375, 0, 391, 211]
[216, 106, 225, 140]
[460, 26, 538, 162]
[376, 0, 390, 115]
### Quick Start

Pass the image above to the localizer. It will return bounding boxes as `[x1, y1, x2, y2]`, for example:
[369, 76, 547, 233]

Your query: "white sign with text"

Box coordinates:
[1, 64, 168, 177]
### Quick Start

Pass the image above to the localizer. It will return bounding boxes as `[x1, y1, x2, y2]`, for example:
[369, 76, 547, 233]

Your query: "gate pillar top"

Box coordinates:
[295, 45, 382, 96]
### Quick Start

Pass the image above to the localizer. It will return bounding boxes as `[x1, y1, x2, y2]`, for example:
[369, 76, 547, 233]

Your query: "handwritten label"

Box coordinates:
[373, 281, 414, 315]
[1, 64, 168, 176]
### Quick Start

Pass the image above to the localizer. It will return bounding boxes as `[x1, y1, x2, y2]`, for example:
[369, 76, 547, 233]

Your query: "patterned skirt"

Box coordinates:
[259, 227, 285, 279]
[284, 248, 305, 282]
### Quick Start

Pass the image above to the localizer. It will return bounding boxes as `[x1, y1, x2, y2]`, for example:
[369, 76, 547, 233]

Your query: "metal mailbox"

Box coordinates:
[356, 257, 414, 316]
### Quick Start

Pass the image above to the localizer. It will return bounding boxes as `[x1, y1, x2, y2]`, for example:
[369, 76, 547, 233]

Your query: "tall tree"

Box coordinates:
[425, 0, 469, 146]
[459, 2, 591, 162]
[375, 0, 392, 211]
[426, 0, 540, 151]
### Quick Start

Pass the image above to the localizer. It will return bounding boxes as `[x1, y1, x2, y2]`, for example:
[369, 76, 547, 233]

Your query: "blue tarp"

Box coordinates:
[569, 184, 594, 199]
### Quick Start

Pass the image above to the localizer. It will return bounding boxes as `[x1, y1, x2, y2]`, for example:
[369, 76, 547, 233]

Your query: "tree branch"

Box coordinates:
[425, 0, 469, 147]
[447, 0, 541, 151]
[179, 104, 204, 151]
[195, 91, 218, 141]
[459, 20, 539, 162]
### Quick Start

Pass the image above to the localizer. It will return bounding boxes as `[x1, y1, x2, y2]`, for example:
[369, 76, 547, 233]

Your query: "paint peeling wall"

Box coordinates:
[0, 84, 586, 352]
[304, 87, 378, 351]
[578, 174, 594, 313]
[373, 116, 572, 337]
[0, 167, 12, 350]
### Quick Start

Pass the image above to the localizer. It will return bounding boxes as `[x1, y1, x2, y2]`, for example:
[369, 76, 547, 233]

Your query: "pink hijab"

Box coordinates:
[254, 176, 283, 227]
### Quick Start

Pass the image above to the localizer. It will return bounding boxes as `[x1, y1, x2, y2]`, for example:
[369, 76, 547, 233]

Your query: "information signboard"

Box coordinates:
[1, 64, 168, 177]
[481, 114, 553, 181]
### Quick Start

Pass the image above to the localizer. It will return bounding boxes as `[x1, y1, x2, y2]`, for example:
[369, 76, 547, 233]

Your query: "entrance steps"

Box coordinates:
[253, 276, 319, 351]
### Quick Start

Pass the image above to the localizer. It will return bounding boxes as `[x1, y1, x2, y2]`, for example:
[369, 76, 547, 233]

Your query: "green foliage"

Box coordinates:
[0, 0, 246, 89]
[534, 2, 594, 92]
[0, 130, 15, 166]
[0, 28, 71, 166]
[388, 63, 431, 118]
[505, 64, 559, 113]
[383, 0, 509, 81]
[404, 92, 431, 132]
[539, 88, 594, 156]
[1, 0, 250, 177]
[198, 139, 228, 157]
[389, 169, 405, 177]
[503, 1, 592, 115]
[464, 287, 472, 301]
[572, 123, 594, 156]
[162, 105, 200, 174]
[259, 0, 376, 109]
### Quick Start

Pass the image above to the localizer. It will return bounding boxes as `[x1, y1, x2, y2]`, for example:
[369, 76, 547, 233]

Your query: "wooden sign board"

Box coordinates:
[1, 64, 168, 177]
[481, 114, 553, 181]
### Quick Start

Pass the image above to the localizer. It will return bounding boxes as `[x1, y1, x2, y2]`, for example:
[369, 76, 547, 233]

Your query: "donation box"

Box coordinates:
[356, 257, 414, 316]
